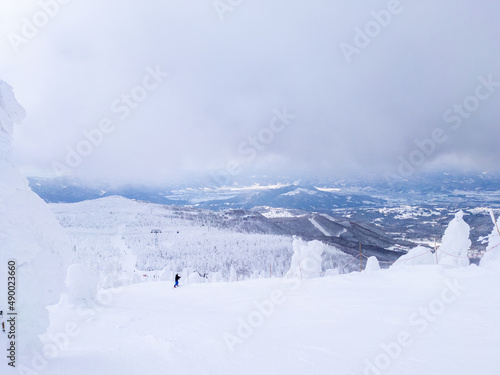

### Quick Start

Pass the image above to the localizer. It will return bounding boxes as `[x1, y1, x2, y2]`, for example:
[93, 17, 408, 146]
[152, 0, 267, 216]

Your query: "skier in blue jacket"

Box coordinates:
[174, 273, 181, 288]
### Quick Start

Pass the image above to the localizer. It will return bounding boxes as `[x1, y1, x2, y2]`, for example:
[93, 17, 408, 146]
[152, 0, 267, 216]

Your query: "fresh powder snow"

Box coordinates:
[28, 261, 500, 375]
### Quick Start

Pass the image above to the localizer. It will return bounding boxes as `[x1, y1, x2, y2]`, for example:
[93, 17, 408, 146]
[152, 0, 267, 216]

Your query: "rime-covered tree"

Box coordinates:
[0, 81, 71, 356]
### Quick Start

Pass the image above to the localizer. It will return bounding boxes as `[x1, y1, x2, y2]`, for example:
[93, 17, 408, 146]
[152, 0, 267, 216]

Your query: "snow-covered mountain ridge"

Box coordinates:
[28, 175, 500, 255]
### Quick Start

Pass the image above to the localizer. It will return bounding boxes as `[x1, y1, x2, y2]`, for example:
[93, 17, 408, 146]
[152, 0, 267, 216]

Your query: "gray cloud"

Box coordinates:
[1, 0, 499, 185]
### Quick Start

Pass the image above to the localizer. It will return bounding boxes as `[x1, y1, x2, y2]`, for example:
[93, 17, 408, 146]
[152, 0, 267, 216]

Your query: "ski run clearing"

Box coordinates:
[309, 217, 332, 236]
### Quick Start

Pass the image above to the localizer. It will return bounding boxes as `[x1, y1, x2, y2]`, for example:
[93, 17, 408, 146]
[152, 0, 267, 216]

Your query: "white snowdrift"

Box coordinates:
[324, 268, 340, 277]
[391, 246, 435, 268]
[64, 264, 98, 305]
[187, 272, 206, 283]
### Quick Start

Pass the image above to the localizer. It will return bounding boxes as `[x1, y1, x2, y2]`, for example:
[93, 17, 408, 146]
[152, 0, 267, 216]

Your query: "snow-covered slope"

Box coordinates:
[32, 263, 500, 375]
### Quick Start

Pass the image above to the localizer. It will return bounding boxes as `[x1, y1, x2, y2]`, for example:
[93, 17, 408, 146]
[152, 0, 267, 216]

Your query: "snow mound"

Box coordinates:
[391, 246, 435, 268]
[65, 264, 98, 305]
[436, 210, 470, 267]
[480, 213, 500, 269]
[0, 80, 71, 355]
[324, 268, 340, 277]
[364, 256, 380, 272]
[209, 271, 224, 283]
[160, 266, 174, 281]
[285, 237, 323, 279]
[188, 272, 206, 283]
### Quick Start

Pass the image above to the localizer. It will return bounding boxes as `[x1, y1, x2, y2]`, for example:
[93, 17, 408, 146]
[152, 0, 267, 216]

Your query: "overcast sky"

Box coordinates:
[1, 0, 499, 186]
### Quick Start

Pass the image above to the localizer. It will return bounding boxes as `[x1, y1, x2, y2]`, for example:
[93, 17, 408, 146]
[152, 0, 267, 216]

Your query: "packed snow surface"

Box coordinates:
[8, 264, 499, 375]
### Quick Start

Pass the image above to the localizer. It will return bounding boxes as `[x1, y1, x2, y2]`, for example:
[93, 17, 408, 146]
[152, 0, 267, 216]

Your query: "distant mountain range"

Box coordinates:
[27, 173, 500, 259]
[28, 176, 385, 210]
[28, 172, 500, 210]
